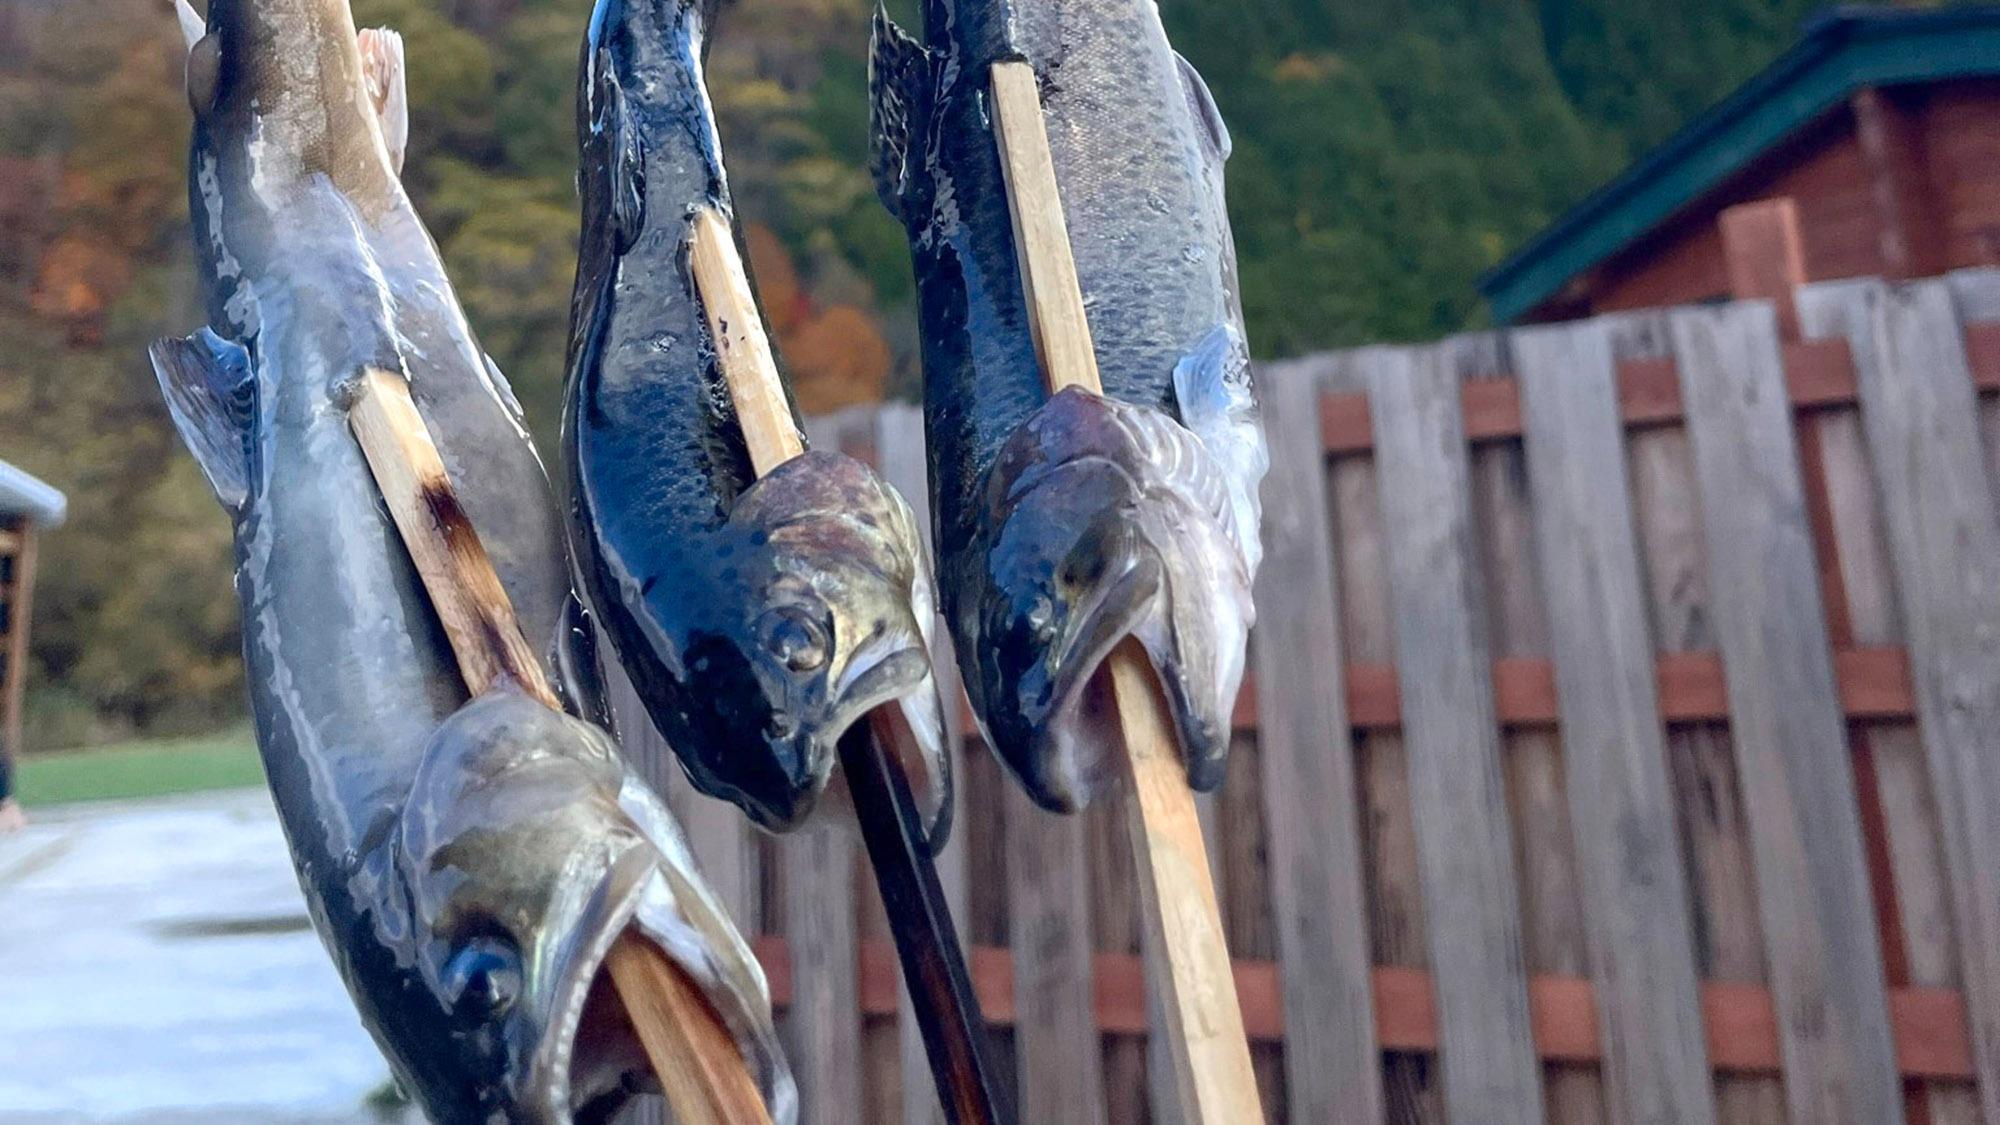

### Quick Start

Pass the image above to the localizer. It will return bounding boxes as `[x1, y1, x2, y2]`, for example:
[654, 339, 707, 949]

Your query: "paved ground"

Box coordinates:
[0, 789, 415, 1123]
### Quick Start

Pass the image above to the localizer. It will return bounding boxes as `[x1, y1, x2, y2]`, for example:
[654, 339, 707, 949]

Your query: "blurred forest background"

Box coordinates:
[0, 0, 1866, 747]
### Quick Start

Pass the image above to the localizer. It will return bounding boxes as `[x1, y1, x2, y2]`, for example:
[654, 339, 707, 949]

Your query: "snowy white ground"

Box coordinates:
[0, 789, 414, 1123]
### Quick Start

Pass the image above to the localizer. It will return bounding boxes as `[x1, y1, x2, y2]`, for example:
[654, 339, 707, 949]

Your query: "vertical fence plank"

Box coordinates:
[1670, 302, 1902, 1125]
[1368, 344, 1545, 1122]
[1609, 309, 1784, 1125]
[1248, 358, 1382, 1122]
[1517, 320, 1718, 1125]
[1451, 332, 1607, 1124]
[1009, 791, 1108, 1125]
[781, 822, 863, 1124]
[1941, 269, 2000, 501]
[869, 403, 978, 1125]
[1801, 279, 2000, 1123]
[1324, 352, 1441, 1121]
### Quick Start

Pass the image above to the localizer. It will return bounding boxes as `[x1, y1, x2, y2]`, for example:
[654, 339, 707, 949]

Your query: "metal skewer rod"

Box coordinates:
[348, 366, 772, 1125]
[689, 206, 1008, 1125]
[987, 59, 1265, 1124]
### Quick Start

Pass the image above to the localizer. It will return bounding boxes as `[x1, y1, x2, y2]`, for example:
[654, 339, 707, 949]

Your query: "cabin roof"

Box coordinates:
[1479, 5, 2000, 324]
[0, 460, 65, 528]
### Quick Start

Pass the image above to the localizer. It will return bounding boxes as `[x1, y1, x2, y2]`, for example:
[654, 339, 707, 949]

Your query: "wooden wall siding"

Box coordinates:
[591, 279, 2000, 1122]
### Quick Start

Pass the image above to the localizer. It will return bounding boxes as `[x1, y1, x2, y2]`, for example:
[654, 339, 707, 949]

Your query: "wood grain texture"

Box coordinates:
[607, 936, 774, 1125]
[750, 933, 1980, 1079]
[1800, 278, 2000, 1123]
[1366, 344, 1544, 1122]
[988, 60, 1100, 394]
[1322, 351, 1442, 1121]
[780, 823, 863, 1124]
[1516, 320, 1717, 1125]
[1247, 359, 1381, 1122]
[1670, 301, 1903, 1125]
[1008, 785, 1108, 1125]
[348, 368, 560, 710]
[690, 207, 802, 477]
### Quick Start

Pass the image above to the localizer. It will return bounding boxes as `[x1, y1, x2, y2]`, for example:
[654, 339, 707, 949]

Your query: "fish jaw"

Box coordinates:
[952, 387, 1254, 812]
[658, 450, 952, 836]
[389, 689, 786, 1123]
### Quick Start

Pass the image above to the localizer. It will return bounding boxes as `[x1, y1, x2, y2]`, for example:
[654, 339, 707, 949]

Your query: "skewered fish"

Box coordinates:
[869, 0, 1267, 810]
[148, 4, 792, 1118]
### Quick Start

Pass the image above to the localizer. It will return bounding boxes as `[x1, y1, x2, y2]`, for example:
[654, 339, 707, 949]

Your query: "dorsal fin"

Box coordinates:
[148, 329, 256, 512]
[868, 5, 930, 226]
[357, 28, 409, 175]
[1173, 50, 1231, 164]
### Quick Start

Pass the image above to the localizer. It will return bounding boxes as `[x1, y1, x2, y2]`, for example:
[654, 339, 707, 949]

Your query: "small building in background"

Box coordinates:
[0, 459, 64, 810]
[1481, 5, 2000, 325]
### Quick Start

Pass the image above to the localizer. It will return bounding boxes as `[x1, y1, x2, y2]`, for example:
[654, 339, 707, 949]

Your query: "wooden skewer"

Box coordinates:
[988, 59, 1264, 1123]
[348, 367, 772, 1125]
[692, 204, 1007, 1125]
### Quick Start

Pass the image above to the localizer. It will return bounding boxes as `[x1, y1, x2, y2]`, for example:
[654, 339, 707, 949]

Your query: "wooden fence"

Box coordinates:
[606, 265, 2000, 1124]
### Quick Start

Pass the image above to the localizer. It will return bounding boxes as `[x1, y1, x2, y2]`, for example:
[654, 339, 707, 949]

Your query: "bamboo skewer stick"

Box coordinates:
[988, 59, 1264, 1124]
[691, 205, 1007, 1125]
[348, 367, 772, 1125]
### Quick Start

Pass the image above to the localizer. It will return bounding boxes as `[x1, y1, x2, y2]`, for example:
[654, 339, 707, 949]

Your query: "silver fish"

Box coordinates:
[870, 0, 1267, 811]
[148, 3, 792, 1119]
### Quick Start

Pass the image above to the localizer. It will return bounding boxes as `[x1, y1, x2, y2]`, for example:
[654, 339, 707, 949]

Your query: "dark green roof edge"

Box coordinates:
[1480, 5, 2000, 324]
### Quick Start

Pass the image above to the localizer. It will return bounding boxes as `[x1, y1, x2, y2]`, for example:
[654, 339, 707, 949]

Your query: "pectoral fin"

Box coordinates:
[586, 49, 647, 256]
[358, 28, 408, 175]
[148, 329, 255, 512]
[868, 5, 930, 226]
[1173, 50, 1232, 163]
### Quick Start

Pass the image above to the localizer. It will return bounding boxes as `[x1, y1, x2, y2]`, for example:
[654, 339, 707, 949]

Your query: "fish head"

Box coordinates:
[679, 450, 948, 834]
[391, 690, 665, 1122]
[956, 387, 1252, 812]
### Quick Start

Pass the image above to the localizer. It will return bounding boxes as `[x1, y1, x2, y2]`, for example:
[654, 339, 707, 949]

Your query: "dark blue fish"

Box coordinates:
[870, 0, 1267, 810]
[147, 3, 791, 1119]
[565, 0, 948, 834]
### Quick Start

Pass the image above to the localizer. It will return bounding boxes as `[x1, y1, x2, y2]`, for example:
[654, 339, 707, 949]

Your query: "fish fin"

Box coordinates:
[1173, 50, 1232, 163]
[173, 0, 204, 51]
[184, 31, 221, 116]
[1171, 323, 1267, 573]
[148, 329, 255, 512]
[868, 4, 929, 226]
[587, 48, 648, 256]
[357, 28, 408, 175]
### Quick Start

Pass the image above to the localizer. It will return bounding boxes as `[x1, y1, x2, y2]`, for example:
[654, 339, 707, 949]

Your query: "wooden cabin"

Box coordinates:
[1481, 5, 2000, 325]
[0, 459, 64, 807]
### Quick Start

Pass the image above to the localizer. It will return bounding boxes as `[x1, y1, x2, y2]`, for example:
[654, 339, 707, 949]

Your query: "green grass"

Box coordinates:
[17, 728, 264, 806]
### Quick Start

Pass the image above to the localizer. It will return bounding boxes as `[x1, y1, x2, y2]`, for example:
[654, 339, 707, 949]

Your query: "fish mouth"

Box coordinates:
[514, 843, 659, 1122]
[1000, 534, 1165, 812]
[960, 388, 1254, 812]
[739, 642, 944, 836]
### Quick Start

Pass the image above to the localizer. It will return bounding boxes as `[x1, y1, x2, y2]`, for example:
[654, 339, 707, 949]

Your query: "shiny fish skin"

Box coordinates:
[870, 0, 1267, 811]
[565, 0, 949, 834]
[147, 2, 791, 1120]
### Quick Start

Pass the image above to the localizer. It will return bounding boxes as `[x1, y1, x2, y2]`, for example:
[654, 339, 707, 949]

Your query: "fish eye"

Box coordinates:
[443, 937, 523, 1018]
[757, 606, 828, 673]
